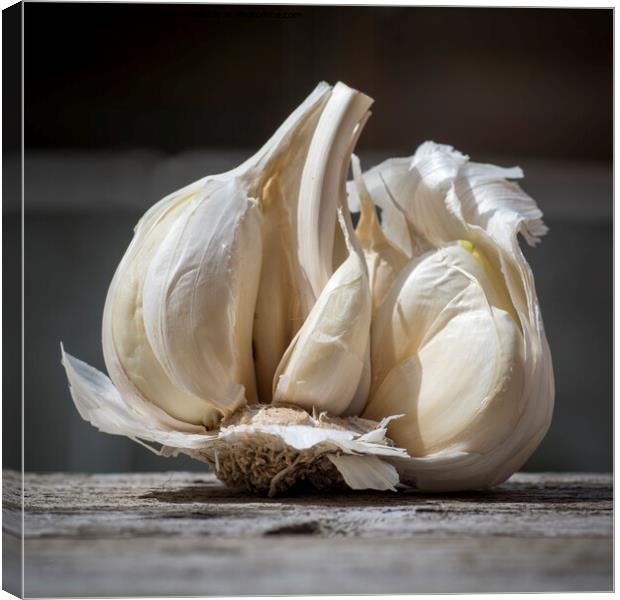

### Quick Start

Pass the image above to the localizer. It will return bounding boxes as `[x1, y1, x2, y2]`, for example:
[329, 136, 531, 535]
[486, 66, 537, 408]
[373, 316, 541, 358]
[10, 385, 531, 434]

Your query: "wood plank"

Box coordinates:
[3, 471, 612, 596]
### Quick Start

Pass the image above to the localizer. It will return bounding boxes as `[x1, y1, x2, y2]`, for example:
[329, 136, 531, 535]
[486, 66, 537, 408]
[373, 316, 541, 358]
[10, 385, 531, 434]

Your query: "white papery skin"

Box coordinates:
[297, 83, 373, 304]
[356, 141, 554, 491]
[351, 154, 409, 313]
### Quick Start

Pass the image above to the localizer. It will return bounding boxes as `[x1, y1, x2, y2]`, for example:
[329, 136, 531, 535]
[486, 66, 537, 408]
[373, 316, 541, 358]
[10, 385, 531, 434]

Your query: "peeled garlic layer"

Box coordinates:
[62, 82, 554, 494]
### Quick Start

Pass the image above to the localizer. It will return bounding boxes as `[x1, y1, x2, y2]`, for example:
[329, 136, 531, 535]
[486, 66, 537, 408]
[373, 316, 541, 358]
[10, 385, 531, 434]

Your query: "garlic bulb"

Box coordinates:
[62, 82, 554, 495]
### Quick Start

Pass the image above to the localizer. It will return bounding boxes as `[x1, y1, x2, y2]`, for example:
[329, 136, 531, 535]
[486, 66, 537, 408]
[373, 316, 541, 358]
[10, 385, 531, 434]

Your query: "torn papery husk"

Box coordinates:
[62, 347, 409, 495]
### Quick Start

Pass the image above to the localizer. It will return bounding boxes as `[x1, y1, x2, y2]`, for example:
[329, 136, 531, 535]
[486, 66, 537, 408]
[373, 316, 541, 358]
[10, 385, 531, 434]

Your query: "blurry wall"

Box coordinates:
[10, 4, 612, 472]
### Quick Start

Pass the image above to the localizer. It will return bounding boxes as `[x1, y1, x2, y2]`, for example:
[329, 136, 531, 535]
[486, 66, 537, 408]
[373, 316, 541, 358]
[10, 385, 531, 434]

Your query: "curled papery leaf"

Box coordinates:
[347, 141, 542, 257]
[297, 82, 373, 304]
[62, 346, 217, 447]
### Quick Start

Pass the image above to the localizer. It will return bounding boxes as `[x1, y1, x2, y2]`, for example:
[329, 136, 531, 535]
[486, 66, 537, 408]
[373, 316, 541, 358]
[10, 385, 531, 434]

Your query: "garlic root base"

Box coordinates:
[202, 443, 346, 496]
[162, 405, 406, 496]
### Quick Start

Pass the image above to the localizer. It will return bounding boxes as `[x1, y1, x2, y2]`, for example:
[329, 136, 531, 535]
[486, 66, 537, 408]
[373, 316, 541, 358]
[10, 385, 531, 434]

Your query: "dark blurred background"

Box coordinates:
[7, 4, 612, 472]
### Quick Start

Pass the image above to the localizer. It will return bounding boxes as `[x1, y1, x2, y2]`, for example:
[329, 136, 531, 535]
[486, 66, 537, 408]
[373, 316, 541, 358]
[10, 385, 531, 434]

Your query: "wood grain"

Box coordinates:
[3, 471, 612, 596]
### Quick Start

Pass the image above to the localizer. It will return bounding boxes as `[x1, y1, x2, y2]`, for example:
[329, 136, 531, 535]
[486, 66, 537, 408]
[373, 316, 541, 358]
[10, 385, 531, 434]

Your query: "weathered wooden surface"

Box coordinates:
[3, 471, 612, 596]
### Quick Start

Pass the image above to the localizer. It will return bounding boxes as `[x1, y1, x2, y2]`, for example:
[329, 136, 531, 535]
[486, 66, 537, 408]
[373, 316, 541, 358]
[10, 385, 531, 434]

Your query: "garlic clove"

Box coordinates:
[102, 188, 222, 430]
[364, 242, 526, 458]
[272, 211, 372, 416]
[368, 240, 519, 394]
[142, 176, 263, 413]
